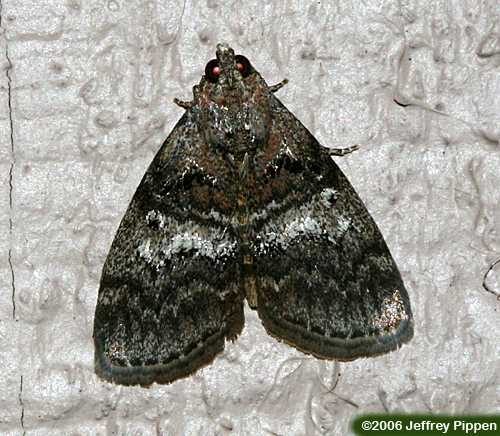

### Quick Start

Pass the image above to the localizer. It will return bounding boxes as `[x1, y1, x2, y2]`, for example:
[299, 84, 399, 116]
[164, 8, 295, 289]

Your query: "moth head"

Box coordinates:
[199, 44, 270, 157]
[204, 43, 253, 88]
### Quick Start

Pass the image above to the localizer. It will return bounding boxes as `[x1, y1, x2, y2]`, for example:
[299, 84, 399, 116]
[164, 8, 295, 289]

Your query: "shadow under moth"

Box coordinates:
[93, 43, 413, 386]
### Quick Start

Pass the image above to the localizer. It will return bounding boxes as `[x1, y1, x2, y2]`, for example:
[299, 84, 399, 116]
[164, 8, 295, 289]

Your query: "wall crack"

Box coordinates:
[19, 375, 25, 435]
[1, 3, 22, 434]
[0, 0, 16, 320]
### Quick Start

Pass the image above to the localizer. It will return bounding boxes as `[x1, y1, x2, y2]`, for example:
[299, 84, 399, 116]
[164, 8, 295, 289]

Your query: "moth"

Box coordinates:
[93, 43, 413, 386]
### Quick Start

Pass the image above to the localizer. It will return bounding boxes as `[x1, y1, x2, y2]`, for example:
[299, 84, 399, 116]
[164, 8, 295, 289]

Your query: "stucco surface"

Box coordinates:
[1, 1, 499, 435]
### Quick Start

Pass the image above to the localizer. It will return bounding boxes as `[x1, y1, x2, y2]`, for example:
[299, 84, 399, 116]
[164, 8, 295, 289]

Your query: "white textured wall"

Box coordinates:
[1, 1, 499, 435]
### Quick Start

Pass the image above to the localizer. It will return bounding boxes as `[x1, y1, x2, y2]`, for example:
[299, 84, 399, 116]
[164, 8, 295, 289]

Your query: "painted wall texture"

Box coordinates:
[1, 0, 499, 435]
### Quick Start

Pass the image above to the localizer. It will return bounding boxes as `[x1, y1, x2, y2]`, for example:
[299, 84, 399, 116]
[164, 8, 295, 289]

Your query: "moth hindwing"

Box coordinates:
[93, 43, 413, 386]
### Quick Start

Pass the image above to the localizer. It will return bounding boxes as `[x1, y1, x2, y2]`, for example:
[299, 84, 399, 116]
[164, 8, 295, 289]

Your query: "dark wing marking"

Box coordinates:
[249, 97, 413, 360]
[93, 113, 244, 386]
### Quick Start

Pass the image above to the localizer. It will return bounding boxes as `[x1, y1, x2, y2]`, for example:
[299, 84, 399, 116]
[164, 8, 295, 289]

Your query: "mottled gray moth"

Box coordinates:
[93, 43, 413, 386]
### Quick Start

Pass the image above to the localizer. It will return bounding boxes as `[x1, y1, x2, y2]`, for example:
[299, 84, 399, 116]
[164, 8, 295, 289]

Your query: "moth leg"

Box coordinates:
[328, 144, 360, 157]
[269, 78, 289, 93]
[173, 98, 194, 109]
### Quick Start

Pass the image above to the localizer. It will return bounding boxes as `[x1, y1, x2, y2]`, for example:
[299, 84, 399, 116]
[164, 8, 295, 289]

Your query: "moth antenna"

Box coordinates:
[269, 78, 288, 93]
[239, 152, 250, 179]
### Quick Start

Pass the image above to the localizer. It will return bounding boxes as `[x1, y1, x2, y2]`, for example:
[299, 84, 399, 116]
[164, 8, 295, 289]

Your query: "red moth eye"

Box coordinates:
[235, 55, 252, 78]
[205, 59, 220, 83]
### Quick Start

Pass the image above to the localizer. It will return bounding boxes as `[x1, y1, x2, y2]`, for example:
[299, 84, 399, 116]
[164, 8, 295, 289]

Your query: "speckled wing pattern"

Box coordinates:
[248, 96, 413, 359]
[94, 114, 244, 386]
